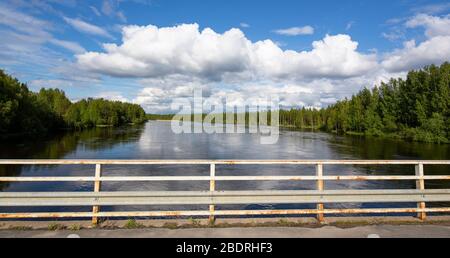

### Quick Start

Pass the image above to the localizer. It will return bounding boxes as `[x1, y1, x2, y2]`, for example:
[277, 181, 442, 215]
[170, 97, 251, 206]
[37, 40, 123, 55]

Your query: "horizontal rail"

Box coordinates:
[0, 159, 450, 165]
[2, 207, 450, 219]
[2, 190, 450, 206]
[2, 175, 450, 182]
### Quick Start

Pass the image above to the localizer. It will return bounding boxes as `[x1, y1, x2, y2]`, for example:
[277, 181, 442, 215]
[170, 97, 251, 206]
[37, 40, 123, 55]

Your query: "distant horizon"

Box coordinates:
[1, 0, 449, 113]
[10, 62, 447, 116]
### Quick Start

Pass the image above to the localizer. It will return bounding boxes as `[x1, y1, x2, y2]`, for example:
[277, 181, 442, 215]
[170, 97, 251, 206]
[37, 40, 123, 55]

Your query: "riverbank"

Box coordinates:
[145, 120, 449, 145]
[3, 216, 450, 231]
[0, 122, 147, 142]
[281, 124, 449, 144]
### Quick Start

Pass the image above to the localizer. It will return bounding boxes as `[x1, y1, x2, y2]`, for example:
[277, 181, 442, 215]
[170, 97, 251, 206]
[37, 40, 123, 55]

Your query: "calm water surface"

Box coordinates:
[1, 121, 449, 216]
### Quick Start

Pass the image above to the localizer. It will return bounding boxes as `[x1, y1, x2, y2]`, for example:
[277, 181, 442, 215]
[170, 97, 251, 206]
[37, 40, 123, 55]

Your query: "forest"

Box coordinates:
[279, 62, 450, 143]
[147, 63, 450, 144]
[3, 62, 449, 143]
[0, 70, 147, 137]
[146, 114, 175, 121]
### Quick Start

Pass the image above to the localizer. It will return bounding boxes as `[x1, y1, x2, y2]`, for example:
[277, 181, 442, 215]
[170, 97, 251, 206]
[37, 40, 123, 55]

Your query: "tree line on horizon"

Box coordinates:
[147, 63, 450, 144]
[283, 62, 449, 144]
[2, 62, 449, 143]
[277, 63, 449, 143]
[0, 70, 147, 137]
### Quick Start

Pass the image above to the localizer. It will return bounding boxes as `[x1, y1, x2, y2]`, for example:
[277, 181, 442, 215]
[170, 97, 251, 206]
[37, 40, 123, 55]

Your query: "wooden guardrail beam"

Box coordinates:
[0, 159, 450, 165]
[1, 189, 450, 206]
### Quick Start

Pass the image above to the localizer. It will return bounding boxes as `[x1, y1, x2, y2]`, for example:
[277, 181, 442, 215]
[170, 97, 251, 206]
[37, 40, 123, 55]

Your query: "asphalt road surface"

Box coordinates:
[1, 225, 450, 238]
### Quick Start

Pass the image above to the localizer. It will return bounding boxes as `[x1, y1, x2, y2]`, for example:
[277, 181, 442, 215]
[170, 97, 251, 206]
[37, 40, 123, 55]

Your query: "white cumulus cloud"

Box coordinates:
[77, 23, 377, 81]
[67, 14, 450, 113]
[97, 91, 129, 102]
[406, 14, 450, 38]
[250, 34, 378, 79]
[383, 14, 450, 72]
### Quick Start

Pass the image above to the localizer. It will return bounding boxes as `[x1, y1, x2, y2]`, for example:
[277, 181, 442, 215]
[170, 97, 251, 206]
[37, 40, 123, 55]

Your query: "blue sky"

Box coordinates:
[1, 0, 449, 113]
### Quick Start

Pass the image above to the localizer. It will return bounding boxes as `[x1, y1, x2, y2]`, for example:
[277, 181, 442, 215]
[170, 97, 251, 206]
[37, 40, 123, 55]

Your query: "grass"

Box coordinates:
[68, 224, 82, 231]
[277, 219, 296, 227]
[48, 223, 66, 231]
[162, 222, 179, 229]
[4, 216, 450, 231]
[328, 218, 450, 229]
[124, 219, 144, 229]
[210, 220, 321, 229]
[188, 217, 203, 227]
[8, 226, 33, 231]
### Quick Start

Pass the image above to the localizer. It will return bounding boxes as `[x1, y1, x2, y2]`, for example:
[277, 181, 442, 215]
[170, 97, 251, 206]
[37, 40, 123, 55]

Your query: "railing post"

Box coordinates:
[415, 163, 426, 221]
[209, 163, 216, 224]
[92, 164, 102, 225]
[316, 163, 324, 223]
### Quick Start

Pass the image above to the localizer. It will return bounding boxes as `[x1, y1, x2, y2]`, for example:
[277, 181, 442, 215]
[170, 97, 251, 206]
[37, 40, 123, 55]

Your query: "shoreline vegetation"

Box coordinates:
[147, 63, 450, 144]
[2, 63, 449, 143]
[0, 70, 147, 139]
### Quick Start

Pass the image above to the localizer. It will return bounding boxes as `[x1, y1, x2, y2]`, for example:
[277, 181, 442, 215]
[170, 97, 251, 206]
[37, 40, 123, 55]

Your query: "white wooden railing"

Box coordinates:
[0, 160, 450, 224]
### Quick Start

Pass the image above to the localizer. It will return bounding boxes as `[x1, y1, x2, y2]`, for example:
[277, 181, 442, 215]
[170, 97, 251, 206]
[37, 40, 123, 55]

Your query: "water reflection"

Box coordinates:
[0, 124, 145, 191]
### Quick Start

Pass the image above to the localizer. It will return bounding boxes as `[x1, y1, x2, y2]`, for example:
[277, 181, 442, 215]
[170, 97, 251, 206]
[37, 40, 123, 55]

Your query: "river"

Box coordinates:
[1, 121, 449, 216]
